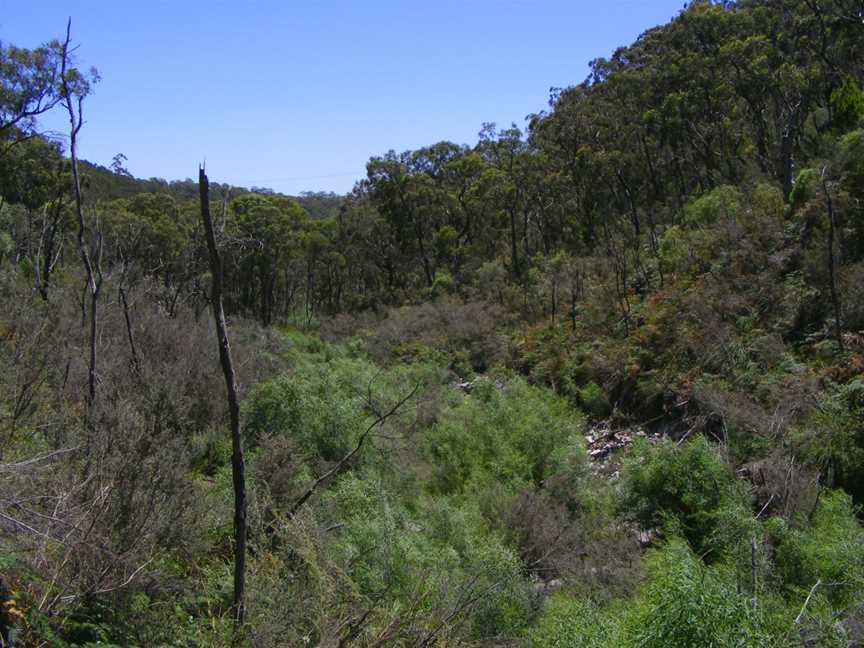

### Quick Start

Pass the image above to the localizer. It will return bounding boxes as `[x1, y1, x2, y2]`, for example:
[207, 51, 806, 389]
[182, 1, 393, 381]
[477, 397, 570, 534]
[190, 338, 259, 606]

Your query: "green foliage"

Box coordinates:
[0, 38, 67, 133]
[658, 224, 717, 274]
[0, 135, 63, 210]
[0, 230, 11, 262]
[322, 473, 425, 595]
[629, 539, 765, 648]
[189, 425, 231, 476]
[431, 268, 455, 296]
[751, 182, 785, 222]
[244, 336, 437, 474]
[530, 594, 622, 648]
[432, 224, 458, 259]
[790, 168, 821, 208]
[243, 362, 366, 461]
[658, 225, 688, 273]
[795, 379, 864, 502]
[830, 77, 864, 133]
[319, 474, 536, 641]
[621, 437, 752, 558]
[424, 376, 586, 494]
[577, 381, 612, 418]
[770, 490, 864, 608]
[530, 540, 772, 648]
[839, 128, 864, 189]
[683, 186, 743, 228]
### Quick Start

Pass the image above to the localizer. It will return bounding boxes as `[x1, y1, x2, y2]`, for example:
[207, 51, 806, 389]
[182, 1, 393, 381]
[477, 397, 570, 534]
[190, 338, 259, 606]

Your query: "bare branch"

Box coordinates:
[289, 382, 420, 518]
[0, 446, 81, 473]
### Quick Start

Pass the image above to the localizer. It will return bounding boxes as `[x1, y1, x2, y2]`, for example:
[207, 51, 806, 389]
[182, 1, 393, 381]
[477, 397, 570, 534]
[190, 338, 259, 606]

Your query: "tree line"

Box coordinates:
[3, 1, 863, 344]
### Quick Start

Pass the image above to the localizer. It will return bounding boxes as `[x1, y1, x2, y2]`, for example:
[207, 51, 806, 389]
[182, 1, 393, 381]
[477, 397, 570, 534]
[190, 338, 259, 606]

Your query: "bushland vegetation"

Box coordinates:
[2, 1, 864, 645]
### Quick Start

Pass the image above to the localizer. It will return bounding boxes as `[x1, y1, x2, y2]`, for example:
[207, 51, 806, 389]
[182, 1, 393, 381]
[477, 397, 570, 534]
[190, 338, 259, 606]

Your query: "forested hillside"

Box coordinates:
[2, 1, 864, 646]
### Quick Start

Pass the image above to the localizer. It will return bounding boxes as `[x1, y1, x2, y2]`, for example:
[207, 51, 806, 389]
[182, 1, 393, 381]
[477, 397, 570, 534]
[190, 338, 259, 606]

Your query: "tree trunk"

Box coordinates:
[199, 167, 247, 627]
[119, 278, 140, 373]
[61, 20, 101, 415]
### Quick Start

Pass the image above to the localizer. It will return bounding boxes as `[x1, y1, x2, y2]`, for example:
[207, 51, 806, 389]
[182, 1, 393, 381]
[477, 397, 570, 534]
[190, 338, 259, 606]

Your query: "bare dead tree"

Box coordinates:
[59, 20, 102, 411]
[198, 166, 247, 626]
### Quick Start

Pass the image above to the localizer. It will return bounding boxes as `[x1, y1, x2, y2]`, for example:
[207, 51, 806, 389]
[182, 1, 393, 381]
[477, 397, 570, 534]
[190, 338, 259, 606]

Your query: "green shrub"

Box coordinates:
[320, 475, 535, 641]
[0, 231, 12, 264]
[530, 594, 622, 648]
[683, 185, 743, 227]
[751, 182, 785, 222]
[243, 341, 437, 469]
[830, 77, 864, 133]
[839, 129, 864, 203]
[629, 539, 765, 648]
[795, 379, 864, 502]
[189, 425, 231, 476]
[770, 490, 864, 608]
[621, 437, 752, 558]
[658, 224, 717, 274]
[242, 366, 365, 462]
[577, 381, 612, 418]
[530, 540, 769, 648]
[790, 167, 821, 207]
[431, 269, 455, 296]
[424, 377, 586, 494]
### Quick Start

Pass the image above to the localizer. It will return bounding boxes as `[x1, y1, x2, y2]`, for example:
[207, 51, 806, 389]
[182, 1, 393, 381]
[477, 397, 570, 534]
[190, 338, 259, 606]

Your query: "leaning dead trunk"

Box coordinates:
[198, 166, 247, 626]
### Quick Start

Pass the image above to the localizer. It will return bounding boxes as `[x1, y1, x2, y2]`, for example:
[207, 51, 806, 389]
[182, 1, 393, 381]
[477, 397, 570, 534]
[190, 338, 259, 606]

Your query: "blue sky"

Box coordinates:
[1, 1, 685, 195]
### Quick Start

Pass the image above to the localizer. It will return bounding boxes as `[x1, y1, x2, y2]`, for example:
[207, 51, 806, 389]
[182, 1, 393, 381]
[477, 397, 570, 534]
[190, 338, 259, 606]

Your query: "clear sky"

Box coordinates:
[1, 0, 686, 195]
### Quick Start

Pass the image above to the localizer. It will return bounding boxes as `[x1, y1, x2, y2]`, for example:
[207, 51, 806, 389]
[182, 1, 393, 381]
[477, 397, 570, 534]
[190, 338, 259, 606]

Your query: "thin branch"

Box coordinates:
[0, 447, 81, 472]
[756, 494, 775, 519]
[289, 382, 419, 518]
[58, 558, 154, 602]
[795, 579, 822, 625]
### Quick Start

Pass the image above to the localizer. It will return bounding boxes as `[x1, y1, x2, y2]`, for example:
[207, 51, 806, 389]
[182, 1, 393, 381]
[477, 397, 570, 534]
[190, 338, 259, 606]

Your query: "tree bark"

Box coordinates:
[199, 167, 247, 627]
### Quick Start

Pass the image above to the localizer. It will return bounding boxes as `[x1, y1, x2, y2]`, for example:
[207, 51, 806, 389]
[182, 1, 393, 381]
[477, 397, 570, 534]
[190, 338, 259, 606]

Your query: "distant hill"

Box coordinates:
[78, 159, 344, 219]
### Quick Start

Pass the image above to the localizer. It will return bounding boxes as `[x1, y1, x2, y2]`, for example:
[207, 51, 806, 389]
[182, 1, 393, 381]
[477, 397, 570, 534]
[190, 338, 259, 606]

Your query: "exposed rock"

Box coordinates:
[532, 578, 563, 596]
[584, 420, 662, 461]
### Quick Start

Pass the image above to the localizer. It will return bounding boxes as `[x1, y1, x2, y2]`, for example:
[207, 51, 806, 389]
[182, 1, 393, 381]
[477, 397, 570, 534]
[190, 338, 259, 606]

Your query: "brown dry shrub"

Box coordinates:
[496, 489, 641, 603]
[738, 450, 820, 521]
[0, 270, 286, 626]
[322, 296, 513, 371]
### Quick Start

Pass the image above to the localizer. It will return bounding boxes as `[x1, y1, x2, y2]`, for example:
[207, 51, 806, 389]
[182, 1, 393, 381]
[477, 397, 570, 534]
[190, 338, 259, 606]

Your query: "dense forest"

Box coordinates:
[2, 0, 864, 645]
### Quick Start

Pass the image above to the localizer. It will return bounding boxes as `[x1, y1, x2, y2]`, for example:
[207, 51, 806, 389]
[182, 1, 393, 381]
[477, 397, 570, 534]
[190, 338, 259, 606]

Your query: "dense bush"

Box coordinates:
[322, 296, 512, 374]
[769, 491, 864, 608]
[621, 437, 753, 558]
[4, 0, 864, 643]
[629, 539, 766, 648]
[529, 540, 766, 648]
[424, 376, 586, 495]
[795, 379, 864, 503]
[530, 594, 623, 648]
